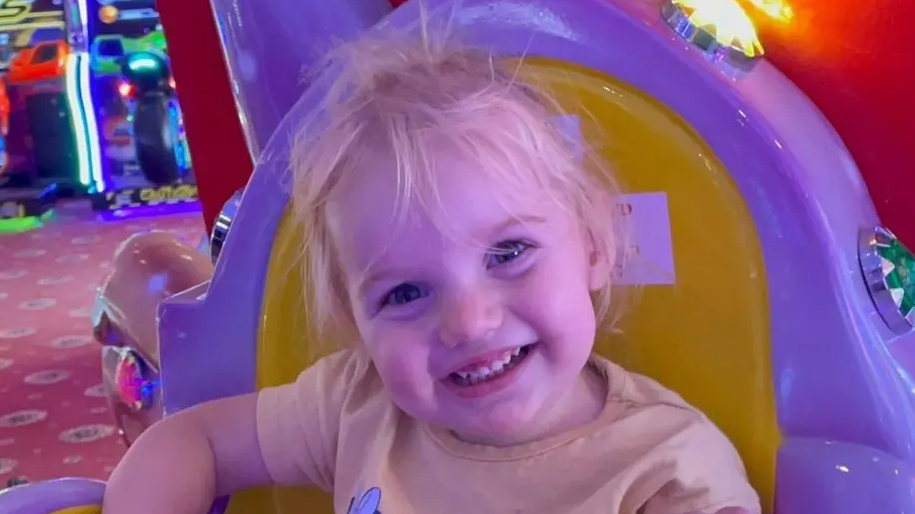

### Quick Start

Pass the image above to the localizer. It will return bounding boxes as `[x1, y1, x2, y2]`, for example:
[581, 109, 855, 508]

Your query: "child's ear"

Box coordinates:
[587, 231, 613, 292]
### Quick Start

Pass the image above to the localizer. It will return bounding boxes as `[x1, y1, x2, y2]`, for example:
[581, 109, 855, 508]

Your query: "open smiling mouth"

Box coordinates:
[448, 344, 536, 387]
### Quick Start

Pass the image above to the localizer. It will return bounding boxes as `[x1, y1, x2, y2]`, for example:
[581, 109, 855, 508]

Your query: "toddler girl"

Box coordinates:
[103, 24, 760, 514]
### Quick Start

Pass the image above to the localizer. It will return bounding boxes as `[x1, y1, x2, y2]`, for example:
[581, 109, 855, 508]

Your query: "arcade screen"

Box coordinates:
[94, 0, 160, 36]
[89, 0, 162, 39]
[89, 0, 164, 75]
[89, 0, 167, 179]
[0, 0, 65, 71]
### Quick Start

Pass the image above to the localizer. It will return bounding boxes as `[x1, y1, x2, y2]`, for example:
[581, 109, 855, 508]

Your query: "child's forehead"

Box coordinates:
[326, 148, 568, 259]
[332, 146, 555, 221]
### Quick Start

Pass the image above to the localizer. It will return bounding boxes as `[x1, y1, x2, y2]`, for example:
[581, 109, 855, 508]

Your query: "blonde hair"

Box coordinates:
[289, 21, 627, 341]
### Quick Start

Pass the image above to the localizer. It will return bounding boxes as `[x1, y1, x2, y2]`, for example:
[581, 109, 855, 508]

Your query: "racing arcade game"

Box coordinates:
[67, 0, 197, 218]
[0, 1, 68, 232]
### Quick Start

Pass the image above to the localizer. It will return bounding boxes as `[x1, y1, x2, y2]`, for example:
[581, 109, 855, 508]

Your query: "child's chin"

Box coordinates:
[455, 413, 541, 446]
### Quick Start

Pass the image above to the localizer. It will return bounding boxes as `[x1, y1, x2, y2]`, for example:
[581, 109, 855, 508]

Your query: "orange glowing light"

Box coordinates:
[672, 0, 765, 57]
[99, 5, 119, 24]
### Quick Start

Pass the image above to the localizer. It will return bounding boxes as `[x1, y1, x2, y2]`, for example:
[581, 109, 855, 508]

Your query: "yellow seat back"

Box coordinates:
[227, 59, 778, 514]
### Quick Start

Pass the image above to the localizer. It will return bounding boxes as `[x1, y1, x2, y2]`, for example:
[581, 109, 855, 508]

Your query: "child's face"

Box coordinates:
[327, 148, 608, 445]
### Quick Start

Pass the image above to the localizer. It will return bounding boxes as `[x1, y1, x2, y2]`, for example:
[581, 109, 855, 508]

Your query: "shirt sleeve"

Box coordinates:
[640, 418, 762, 514]
[254, 349, 369, 491]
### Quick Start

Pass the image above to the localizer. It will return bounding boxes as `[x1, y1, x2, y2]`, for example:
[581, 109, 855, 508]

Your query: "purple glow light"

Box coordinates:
[97, 202, 202, 223]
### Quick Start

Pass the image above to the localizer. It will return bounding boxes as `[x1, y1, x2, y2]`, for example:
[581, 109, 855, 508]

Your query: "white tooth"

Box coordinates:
[476, 366, 491, 377]
[512, 347, 521, 356]
[490, 359, 504, 372]
[501, 353, 513, 365]
[456, 371, 469, 379]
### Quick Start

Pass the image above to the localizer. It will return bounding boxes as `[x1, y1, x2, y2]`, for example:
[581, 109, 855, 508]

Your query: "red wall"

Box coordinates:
[754, 1, 915, 245]
[157, 0, 253, 235]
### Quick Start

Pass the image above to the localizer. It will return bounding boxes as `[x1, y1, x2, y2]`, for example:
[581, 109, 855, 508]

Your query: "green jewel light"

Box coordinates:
[859, 226, 915, 334]
[879, 238, 915, 322]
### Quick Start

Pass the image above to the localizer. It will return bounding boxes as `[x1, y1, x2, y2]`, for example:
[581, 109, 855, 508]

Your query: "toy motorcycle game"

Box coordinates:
[118, 52, 190, 187]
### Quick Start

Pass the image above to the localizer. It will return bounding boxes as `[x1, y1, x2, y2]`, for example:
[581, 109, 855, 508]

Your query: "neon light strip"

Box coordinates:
[61, 0, 103, 191]
[77, 0, 88, 38]
[80, 0, 105, 191]
[64, 53, 91, 186]
[79, 53, 104, 190]
[98, 201, 201, 222]
[64, 52, 102, 191]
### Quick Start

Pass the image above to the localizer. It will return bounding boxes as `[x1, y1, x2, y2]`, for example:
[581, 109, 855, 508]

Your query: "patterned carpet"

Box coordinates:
[0, 201, 204, 482]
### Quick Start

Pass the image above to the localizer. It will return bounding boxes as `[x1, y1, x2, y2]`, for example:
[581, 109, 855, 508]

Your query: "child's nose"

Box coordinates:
[439, 289, 503, 347]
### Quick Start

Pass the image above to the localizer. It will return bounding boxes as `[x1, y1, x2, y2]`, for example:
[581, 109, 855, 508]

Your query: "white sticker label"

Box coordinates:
[552, 115, 583, 161]
[613, 192, 676, 285]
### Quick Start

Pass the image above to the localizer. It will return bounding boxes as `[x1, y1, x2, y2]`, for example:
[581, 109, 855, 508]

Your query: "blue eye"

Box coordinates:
[486, 240, 532, 269]
[383, 284, 426, 306]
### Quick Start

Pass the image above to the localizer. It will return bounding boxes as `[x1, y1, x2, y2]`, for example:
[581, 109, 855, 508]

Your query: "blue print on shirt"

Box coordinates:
[347, 487, 382, 514]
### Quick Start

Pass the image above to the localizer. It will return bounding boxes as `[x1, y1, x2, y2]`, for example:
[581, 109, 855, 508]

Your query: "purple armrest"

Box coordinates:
[0, 478, 104, 514]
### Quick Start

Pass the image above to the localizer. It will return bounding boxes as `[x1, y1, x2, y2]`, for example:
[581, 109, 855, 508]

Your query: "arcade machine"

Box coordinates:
[62, 0, 198, 218]
[0, 1, 66, 232]
[1, 0, 198, 231]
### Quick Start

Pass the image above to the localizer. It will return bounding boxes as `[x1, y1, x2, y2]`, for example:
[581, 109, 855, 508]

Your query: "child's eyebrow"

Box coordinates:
[486, 214, 549, 237]
[357, 265, 414, 297]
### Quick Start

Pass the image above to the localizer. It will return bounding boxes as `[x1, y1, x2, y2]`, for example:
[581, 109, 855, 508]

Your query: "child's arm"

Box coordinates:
[103, 393, 272, 514]
[102, 349, 361, 514]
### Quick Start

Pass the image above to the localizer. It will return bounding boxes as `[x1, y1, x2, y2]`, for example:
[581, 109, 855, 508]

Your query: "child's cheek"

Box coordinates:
[367, 325, 439, 405]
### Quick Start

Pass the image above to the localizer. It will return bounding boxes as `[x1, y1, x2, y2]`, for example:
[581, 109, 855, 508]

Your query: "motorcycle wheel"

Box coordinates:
[133, 98, 180, 185]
